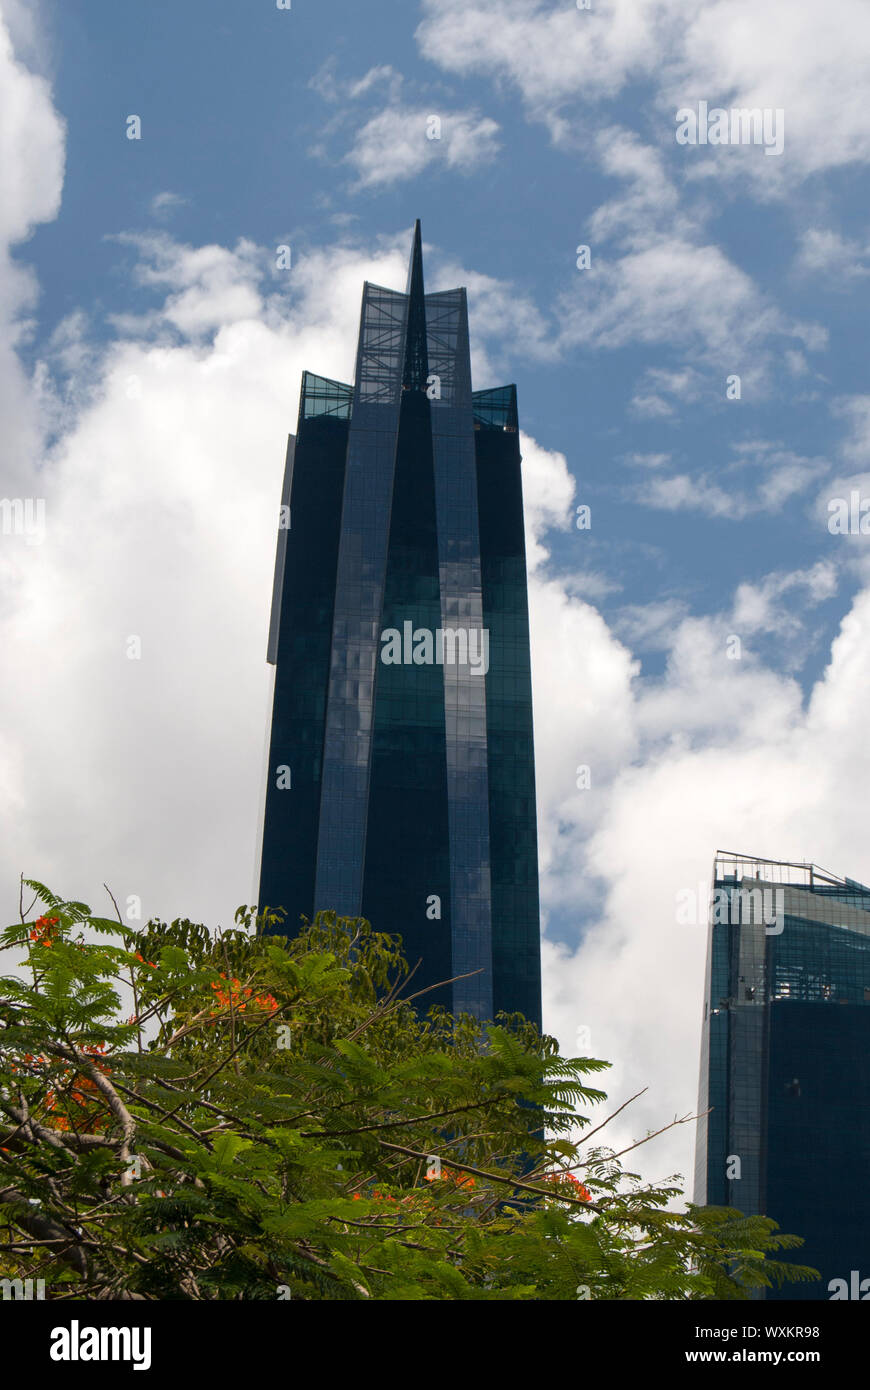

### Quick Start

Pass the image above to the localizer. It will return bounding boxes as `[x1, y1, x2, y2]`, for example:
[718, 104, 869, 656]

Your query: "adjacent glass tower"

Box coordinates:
[258, 223, 542, 1027]
[695, 851, 870, 1299]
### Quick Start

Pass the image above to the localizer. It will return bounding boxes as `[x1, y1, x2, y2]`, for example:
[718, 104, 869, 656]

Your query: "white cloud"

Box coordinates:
[112, 233, 266, 338]
[667, 0, 870, 184]
[149, 191, 189, 221]
[635, 472, 733, 515]
[344, 105, 500, 189]
[418, 0, 870, 184]
[310, 61, 403, 106]
[0, 9, 63, 245]
[612, 598, 689, 651]
[624, 452, 672, 469]
[629, 391, 677, 420]
[417, 0, 682, 137]
[833, 395, 870, 464]
[586, 127, 693, 250]
[731, 562, 838, 637]
[309, 59, 501, 191]
[632, 443, 828, 519]
[430, 258, 556, 380]
[794, 227, 870, 281]
[563, 129, 825, 392]
[520, 432, 575, 571]
[559, 240, 820, 380]
[0, 2, 64, 497]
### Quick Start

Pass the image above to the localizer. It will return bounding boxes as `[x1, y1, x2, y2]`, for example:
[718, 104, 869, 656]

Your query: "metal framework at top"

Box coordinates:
[714, 851, 859, 890]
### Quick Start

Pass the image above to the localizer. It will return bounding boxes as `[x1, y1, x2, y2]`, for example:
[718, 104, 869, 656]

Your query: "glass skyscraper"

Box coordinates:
[258, 223, 541, 1027]
[695, 851, 870, 1299]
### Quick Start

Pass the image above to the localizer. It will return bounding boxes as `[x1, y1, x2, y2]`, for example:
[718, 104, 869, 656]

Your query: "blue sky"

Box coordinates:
[4, 0, 870, 1184]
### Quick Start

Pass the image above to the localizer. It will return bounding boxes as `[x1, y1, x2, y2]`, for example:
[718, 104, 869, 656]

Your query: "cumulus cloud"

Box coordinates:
[519, 432, 575, 572]
[418, 0, 870, 185]
[110, 233, 266, 337]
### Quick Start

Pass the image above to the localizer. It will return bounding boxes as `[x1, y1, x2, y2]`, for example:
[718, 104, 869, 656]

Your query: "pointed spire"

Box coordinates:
[405, 219, 424, 296]
[402, 220, 429, 392]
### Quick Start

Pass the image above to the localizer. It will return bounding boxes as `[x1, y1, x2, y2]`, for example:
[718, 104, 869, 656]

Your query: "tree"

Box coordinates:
[0, 881, 817, 1300]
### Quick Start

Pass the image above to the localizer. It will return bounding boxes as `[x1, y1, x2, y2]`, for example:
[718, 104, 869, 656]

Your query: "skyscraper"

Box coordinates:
[258, 223, 541, 1027]
[695, 851, 870, 1299]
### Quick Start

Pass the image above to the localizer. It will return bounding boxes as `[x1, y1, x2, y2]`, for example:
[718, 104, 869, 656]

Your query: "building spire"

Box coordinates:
[402, 219, 429, 392]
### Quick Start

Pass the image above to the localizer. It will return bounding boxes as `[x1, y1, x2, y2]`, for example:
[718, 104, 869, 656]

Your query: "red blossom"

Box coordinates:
[544, 1171, 591, 1201]
[29, 915, 59, 946]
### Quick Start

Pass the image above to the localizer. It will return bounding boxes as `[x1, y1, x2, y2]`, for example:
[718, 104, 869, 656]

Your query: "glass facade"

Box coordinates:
[695, 852, 870, 1299]
[258, 223, 542, 1026]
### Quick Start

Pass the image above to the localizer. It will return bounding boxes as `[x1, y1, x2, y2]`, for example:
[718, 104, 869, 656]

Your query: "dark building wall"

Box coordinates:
[428, 290, 493, 1021]
[475, 409, 542, 1028]
[767, 1000, 870, 1298]
[694, 919, 731, 1207]
[361, 387, 453, 1008]
[314, 287, 408, 922]
[696, 871, 870, 1299]
[258, 411, 349, 931]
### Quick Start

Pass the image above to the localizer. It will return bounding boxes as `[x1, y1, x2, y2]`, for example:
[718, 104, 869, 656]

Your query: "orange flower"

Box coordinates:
[134, 952, 156, 969]
[45, 1045, 113, 1133]
[208, 974, 272, 1016]
[9, 1053, 47, 1076]
[441, 1165, 475, 1191]
[212, 975, 250, 1000]
[29, 915, 59, 946]
[253, 993, 279, 1013]
[544, 1171, 591, 1201]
